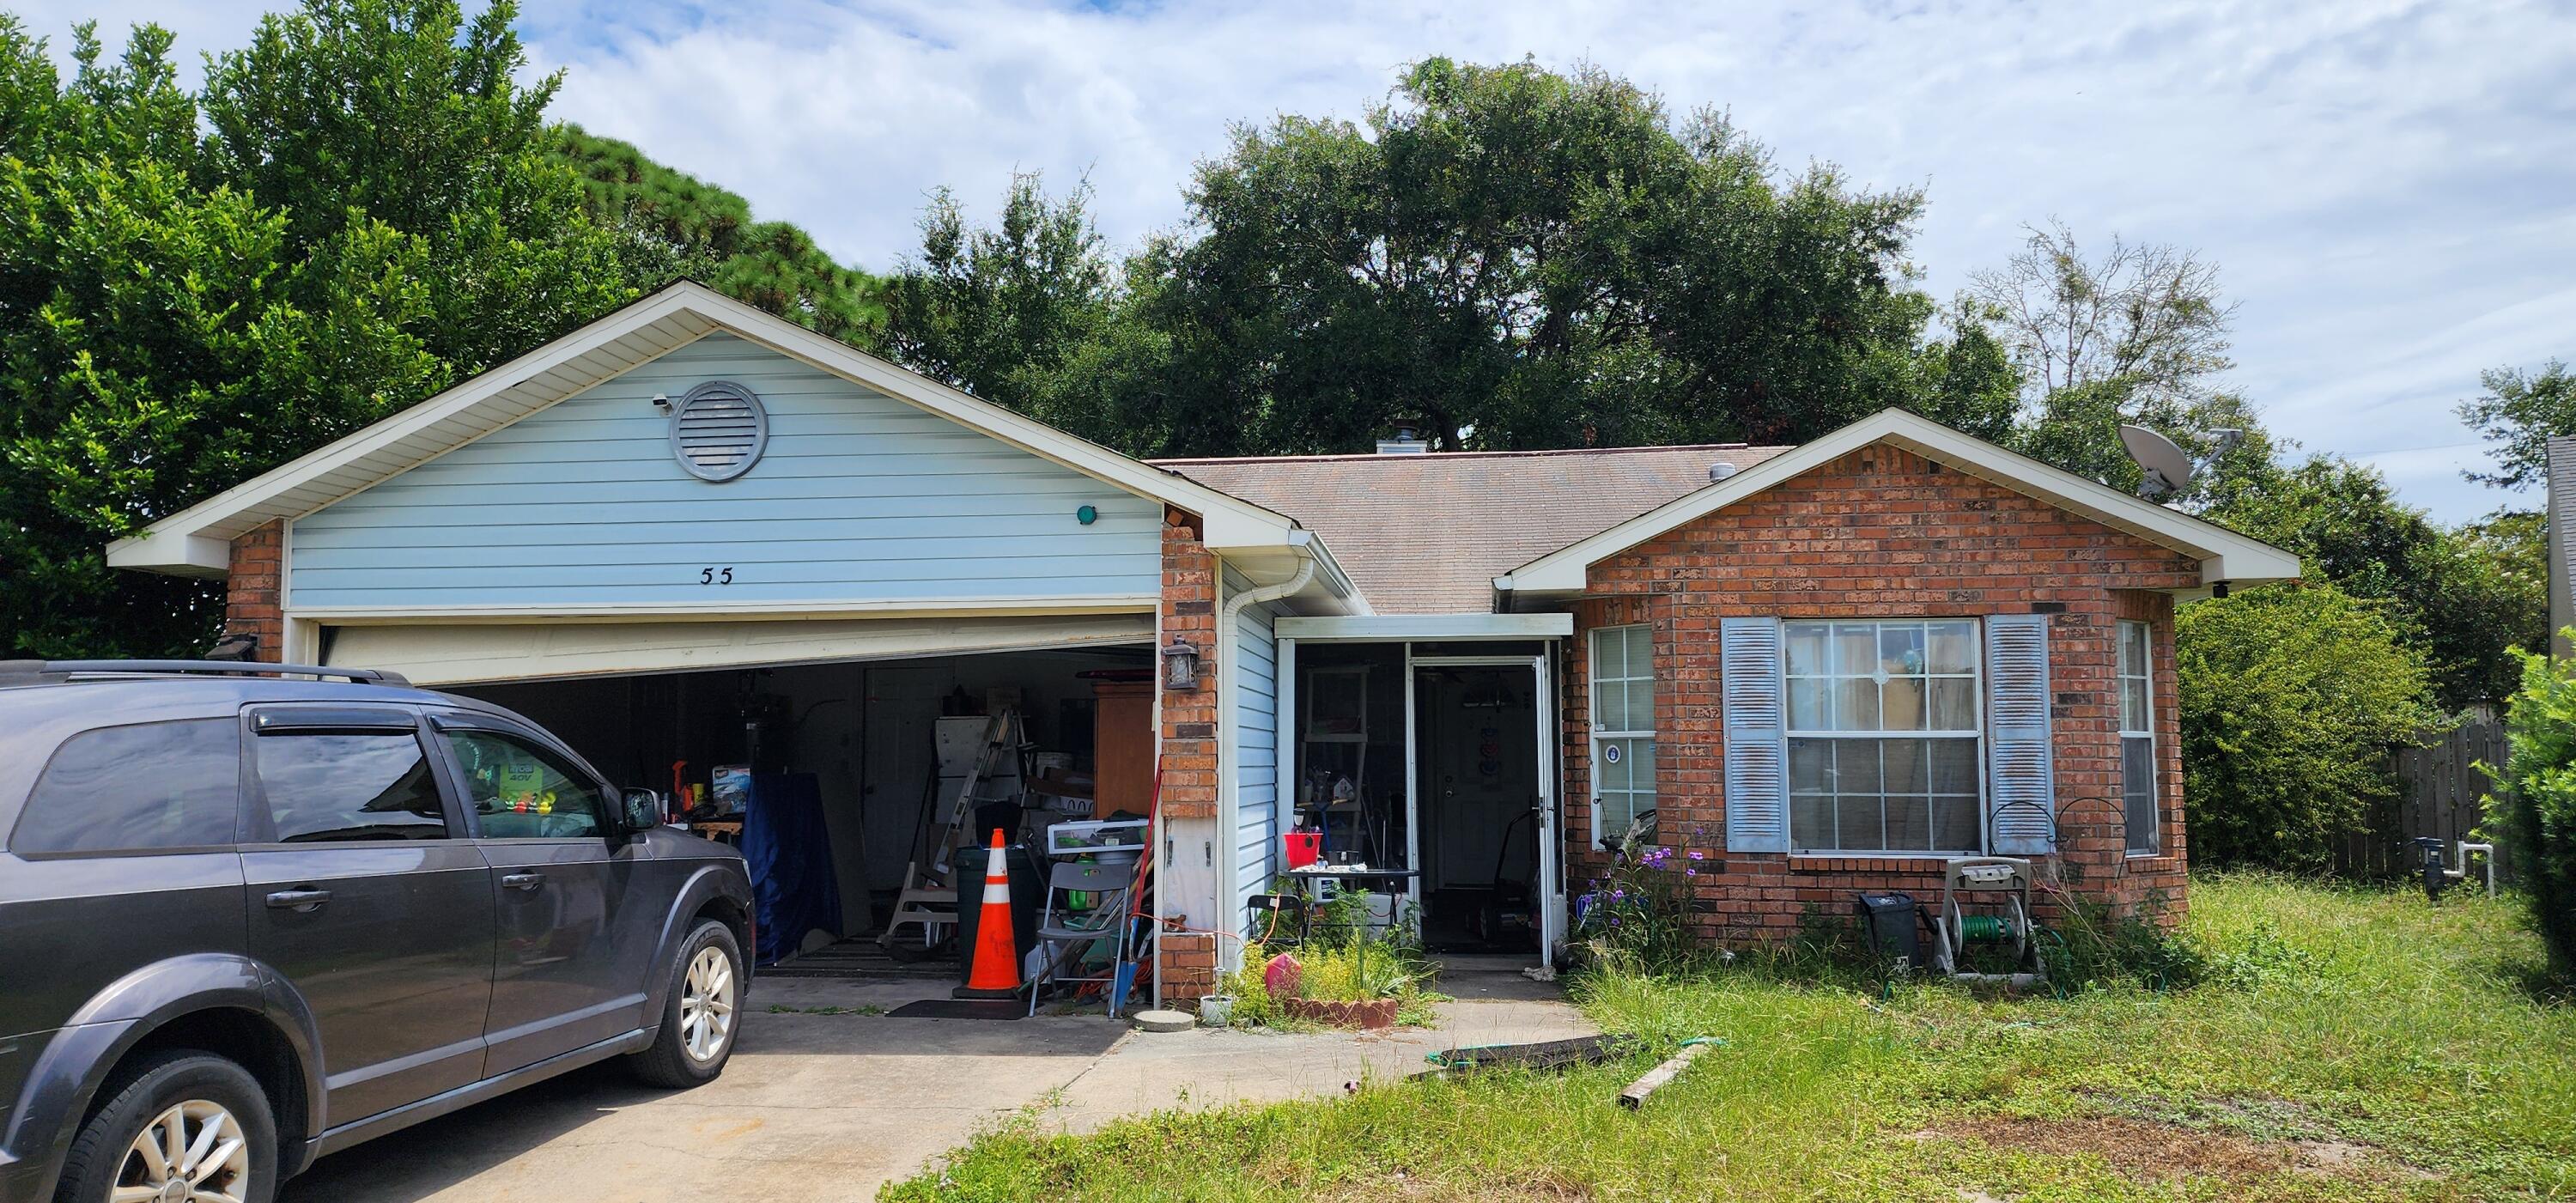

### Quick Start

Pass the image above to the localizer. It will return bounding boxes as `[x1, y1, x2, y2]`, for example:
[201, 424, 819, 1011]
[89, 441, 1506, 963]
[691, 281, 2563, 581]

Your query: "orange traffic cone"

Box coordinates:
[953, 829, 1022, 999]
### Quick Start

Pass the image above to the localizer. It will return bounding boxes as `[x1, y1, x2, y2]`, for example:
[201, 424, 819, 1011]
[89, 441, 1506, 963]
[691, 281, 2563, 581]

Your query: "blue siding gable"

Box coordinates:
[290, 334, 1163, 610]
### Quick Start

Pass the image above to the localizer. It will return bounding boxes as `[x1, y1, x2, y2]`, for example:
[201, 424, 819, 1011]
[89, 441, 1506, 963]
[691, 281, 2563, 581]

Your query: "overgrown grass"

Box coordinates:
[883, 874, 2576, 1201]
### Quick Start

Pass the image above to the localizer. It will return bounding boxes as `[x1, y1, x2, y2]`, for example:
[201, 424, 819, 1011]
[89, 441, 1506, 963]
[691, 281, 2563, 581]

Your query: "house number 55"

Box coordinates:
[699, 567, 733, 585]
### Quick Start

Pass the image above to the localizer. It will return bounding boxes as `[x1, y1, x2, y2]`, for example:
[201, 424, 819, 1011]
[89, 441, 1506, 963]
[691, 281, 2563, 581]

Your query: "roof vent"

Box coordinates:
[1709, 461, 1741, 483]
[669, 380, 769, 482]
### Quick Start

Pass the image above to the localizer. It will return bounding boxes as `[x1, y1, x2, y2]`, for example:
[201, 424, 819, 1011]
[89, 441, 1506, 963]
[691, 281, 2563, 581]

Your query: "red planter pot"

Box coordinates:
[1284, 996, 1400, 1030]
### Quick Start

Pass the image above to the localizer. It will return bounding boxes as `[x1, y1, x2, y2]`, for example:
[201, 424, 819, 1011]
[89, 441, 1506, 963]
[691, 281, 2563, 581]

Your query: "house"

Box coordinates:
[109, 282, 2300, 1001]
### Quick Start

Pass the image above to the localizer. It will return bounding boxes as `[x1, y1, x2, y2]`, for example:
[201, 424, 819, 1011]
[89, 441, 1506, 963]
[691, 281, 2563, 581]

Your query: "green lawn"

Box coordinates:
[883, 875, 2575, 1201]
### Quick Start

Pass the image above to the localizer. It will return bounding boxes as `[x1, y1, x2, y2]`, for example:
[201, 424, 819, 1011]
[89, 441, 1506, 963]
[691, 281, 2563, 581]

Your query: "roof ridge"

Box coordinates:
[1152, 442, 1789, 466]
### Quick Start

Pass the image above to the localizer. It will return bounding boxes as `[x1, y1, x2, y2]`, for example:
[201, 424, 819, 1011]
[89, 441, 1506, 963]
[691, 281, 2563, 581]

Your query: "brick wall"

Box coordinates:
[1561, 442, 2199, 939]
[1157, 506, 1221, 1001]
[225, 520, 285, 663]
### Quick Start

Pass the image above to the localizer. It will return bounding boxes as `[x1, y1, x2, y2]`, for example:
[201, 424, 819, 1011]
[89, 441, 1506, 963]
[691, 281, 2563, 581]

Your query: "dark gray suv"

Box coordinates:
[0, 661, 755, 1203]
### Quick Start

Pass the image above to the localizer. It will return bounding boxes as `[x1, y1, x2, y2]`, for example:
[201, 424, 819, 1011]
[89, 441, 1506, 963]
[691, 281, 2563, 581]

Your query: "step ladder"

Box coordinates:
[878, 711, 1029, 948]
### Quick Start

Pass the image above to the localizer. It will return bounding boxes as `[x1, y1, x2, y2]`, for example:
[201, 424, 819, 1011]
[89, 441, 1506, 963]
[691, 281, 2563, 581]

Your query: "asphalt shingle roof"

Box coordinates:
[1156, 444, 1789, 615]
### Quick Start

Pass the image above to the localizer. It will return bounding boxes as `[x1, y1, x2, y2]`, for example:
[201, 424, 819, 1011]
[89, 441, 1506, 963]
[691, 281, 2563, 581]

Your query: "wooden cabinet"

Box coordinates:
[1091, 679, 1156, 816]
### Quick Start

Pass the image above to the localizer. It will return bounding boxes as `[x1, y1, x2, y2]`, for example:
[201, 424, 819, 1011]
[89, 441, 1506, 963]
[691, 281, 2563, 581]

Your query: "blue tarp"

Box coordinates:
[742, 773, 841, 965]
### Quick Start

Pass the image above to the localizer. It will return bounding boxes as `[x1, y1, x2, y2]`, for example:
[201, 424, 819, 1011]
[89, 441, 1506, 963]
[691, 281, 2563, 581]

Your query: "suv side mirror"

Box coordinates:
[619, 788, 666, 834]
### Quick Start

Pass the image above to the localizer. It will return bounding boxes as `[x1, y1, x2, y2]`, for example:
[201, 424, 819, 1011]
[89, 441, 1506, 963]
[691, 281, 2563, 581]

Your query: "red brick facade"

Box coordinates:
[225, 520, 286, 663]
[1157, 507, 1221, 999]
[1560, 442, 2197, 939]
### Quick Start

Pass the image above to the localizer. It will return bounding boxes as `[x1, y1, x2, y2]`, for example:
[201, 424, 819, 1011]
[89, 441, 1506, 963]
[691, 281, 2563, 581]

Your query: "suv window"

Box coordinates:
[253, 729, 449, 842]
[12, 719, 240, 854]
[441, 728, 607, 839]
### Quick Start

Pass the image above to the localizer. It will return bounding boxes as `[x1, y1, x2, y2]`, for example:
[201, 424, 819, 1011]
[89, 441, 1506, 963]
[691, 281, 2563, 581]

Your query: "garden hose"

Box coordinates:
[1957, 914, 2015, 942]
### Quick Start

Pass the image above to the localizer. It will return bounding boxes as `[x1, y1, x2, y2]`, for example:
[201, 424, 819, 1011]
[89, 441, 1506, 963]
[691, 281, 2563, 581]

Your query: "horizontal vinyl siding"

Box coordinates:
[291, 334, 1160, 609]
[1230, 568, 1285, 925]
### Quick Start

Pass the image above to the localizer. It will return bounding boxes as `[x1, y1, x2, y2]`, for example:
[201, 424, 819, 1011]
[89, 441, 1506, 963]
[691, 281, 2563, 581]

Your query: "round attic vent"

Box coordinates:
[668, 380, 769, 482]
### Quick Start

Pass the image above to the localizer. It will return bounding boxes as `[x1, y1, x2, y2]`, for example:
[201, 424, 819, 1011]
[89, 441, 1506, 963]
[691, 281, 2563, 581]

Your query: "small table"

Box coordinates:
[1277, 866, 1420, 942]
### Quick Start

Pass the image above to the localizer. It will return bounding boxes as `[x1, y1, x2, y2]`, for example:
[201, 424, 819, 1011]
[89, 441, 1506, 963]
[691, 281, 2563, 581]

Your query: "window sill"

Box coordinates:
[1787, 854, 1971, 874]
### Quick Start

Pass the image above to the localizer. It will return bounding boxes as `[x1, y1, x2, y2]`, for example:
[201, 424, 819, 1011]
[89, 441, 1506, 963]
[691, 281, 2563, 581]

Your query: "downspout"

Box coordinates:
[1212, 551, 1318, 975]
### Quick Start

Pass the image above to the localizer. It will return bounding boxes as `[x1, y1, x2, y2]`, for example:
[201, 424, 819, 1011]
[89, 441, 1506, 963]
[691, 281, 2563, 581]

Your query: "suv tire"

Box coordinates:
[54, 1049, 276, 1203]
[629, 919, 744, 1088]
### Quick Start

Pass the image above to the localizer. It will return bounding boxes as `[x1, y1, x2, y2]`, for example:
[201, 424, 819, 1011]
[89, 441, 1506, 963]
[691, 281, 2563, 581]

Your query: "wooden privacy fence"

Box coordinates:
[2336, 707, 2510, 881]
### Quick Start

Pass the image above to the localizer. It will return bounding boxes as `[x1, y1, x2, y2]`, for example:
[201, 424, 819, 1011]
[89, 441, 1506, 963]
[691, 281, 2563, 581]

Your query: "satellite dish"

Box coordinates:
[2118, 424, 2194, 501]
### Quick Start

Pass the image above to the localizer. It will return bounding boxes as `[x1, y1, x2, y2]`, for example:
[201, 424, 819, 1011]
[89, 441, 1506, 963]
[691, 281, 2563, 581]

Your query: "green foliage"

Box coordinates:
[889, 58, 1986, 459]
[887, 877, 2575, 1201]
[1570, 840, 1707, 974]
[2203, 451, 2548, 709]
[197, 0, 634, 374]
[1965, 220, 2255, 490]
[2486, 644, 2576, 977]
[548, 124, 886, 345]
[2175, 583, 2445, 870]
[0, 3, 887, 658]
[2458, 357, 2576, 490]
[884, 172, 1120, 423]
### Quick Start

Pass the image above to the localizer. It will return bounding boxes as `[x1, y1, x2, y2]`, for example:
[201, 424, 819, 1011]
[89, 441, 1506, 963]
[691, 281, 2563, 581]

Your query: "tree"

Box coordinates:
[1087, 58, 1975, 459]
[550, 125, 887, 346]
[2202, 452, 2546, 709]
[2458, 359, 2576, 491]
[0, 21, 449, 658]
[1966, 221, 2252, 494]
[2176, 582, 2443, 871]
[884, 172, 1119, 419]
[2489, 646, 2576, 978]
[197, 0, 634, 374]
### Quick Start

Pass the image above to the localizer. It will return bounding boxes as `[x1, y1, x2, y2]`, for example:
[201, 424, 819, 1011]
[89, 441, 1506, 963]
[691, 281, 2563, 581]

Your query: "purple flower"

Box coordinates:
[1687, 849, 1706, 861]
[1684, 868, 1696, 878]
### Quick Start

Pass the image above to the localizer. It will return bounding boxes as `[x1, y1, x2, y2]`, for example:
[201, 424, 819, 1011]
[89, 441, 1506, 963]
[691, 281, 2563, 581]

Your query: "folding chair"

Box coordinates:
[1027, 860, 1135, 1017]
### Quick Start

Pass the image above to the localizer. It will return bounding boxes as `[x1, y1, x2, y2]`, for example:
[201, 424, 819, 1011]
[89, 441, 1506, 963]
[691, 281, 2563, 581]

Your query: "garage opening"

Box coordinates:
[441, 644, 1157, 975]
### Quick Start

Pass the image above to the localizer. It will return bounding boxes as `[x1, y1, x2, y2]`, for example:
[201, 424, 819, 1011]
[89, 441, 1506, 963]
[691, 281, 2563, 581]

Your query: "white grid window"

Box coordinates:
[1589, 624, 1655, 848]
[1785, 619, 1984, 854]
[2119, 620, 2159, 855]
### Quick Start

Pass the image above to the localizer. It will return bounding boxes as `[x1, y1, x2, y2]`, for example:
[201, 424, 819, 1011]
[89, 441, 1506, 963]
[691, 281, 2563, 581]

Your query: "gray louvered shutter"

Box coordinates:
[1721, 617, 1789, 854]
[1984, 613, 2056, 855]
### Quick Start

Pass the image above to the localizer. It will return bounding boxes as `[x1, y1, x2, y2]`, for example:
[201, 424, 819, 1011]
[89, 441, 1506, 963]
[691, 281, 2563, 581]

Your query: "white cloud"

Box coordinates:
[21, 0, 2576, 522]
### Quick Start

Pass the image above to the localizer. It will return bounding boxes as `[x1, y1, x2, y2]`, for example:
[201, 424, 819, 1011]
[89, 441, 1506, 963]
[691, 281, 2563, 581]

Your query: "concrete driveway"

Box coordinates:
[282, 958, 1593, 1202]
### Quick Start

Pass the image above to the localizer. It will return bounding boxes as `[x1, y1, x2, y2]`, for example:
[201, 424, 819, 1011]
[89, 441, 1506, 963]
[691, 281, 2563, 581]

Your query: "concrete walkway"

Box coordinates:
[280, 957, 1592, 1202]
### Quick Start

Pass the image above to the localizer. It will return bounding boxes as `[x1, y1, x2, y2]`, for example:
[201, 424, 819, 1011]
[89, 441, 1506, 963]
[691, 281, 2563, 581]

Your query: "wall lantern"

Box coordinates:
[1161, 637, 1202, 691]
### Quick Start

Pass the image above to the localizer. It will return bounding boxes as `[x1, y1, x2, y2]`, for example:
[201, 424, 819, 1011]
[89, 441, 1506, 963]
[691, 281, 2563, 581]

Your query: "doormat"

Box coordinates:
[886, 999, 1026, 1020]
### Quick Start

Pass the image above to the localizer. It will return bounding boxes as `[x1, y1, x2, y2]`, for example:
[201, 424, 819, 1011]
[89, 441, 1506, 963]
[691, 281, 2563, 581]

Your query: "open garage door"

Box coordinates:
[321, 612, 1154, 687]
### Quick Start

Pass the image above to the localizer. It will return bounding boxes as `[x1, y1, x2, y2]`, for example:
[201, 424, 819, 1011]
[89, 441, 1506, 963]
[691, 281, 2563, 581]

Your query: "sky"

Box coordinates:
[29, 0, 2576, 523]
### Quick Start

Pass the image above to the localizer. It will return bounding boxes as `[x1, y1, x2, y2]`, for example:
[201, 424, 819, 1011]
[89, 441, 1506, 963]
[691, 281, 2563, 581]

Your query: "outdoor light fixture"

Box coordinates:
[1162, 637, 1202, 690]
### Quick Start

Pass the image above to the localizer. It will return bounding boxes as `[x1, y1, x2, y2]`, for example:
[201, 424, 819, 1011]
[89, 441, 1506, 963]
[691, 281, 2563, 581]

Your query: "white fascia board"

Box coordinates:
[1276, 612, 1573, 641]
[1504, 409, 2303, 593]
[105, 531, 231, 577]
[109, 282, 1307, 574]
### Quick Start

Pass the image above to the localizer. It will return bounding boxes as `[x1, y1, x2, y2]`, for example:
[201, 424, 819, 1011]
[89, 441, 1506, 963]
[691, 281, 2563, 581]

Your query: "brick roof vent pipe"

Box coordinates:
[1376, 420, 1430, 455]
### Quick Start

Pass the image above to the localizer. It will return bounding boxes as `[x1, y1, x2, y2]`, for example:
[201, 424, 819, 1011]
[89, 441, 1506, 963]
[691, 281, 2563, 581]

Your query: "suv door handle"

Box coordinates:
[264, 889, 331, 911]
[501, 872, 545, 892]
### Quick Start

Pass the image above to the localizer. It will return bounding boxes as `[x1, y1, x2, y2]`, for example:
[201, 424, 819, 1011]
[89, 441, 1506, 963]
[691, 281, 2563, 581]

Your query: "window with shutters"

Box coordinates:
[1784, 619, 1984, 854]
[1589, 623, 1656, 848]
[2118, 620, 2159, 854]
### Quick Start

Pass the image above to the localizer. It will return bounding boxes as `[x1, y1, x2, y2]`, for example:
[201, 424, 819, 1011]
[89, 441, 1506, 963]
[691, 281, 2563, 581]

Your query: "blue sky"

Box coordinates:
[32, 0, 2576, 524]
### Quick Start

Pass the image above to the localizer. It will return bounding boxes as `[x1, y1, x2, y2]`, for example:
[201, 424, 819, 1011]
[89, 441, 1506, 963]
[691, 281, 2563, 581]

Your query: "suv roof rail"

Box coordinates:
[0, 659, 412, 687]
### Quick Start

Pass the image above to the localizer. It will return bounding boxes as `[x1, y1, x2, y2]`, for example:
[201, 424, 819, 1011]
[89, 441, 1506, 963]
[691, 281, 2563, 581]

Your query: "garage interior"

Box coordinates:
[440, 644, 1157, 975]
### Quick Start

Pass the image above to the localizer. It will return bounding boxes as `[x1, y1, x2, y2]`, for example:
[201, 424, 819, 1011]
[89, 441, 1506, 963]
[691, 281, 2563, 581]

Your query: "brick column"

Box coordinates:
[225, 520, 285, 663]
[1157, 507, 1222, 1001]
